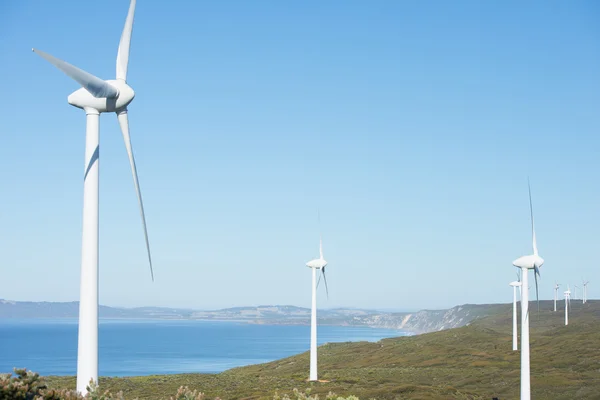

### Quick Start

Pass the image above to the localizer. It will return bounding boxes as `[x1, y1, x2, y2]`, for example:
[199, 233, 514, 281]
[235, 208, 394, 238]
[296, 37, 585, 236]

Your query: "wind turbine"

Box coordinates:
[553, 282, 560, 312]
[564, 286, 571, 325]
[509, 280, 522, 351]
[574, 285, 580, 301]
[583, 280, 590, 304]
[512, 180, 544, 400]
[32, 0, 152, 394]
[305, 230, 329, 382]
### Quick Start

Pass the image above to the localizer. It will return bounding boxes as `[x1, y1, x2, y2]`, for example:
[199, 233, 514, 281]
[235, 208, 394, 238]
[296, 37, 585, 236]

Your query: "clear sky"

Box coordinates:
[0, 0, 598, 311]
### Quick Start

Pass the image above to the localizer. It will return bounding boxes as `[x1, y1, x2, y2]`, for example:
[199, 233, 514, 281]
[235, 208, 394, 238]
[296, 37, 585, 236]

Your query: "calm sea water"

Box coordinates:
[0, 319, 407, 376]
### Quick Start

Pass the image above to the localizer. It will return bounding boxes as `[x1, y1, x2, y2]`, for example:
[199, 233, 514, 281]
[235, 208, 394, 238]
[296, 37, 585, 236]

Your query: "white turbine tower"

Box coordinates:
[564, 286, 571, 325]
[509, 280, 522, 351]
[512, 180, 543, 400]
[305, 230, 329, 382]
[553, 282, 560, 312]
[574, 285, 580, 301]
[32, 0, 152, 394]
[583, 280, 590, 304]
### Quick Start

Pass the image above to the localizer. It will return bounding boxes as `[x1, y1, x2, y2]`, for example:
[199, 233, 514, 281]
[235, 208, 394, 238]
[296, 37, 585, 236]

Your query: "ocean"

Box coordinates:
[0, 319, 408, 376]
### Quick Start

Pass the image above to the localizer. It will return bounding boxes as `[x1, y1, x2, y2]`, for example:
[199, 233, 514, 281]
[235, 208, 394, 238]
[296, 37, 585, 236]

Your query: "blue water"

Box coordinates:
[0, 319, 407, 376]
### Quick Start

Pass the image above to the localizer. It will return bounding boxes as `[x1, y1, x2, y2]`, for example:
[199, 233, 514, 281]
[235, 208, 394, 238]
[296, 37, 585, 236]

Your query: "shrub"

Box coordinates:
[273, 388, 359, 400]
[1, 369, 359, 400]
[0, 369, 219, 400]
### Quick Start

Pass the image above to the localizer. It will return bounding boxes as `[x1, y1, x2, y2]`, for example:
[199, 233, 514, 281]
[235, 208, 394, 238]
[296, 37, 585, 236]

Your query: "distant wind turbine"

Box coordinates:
[574, 285, 579, 300]
[583, 280, 590, 304]
[509, 281, 522, 351]
[565, 286, 571, 326]
[32, 0, 153, 394]
[512, 180, 544, 400]
[553, 282, 560, 312]
[305, 222, 329, 382]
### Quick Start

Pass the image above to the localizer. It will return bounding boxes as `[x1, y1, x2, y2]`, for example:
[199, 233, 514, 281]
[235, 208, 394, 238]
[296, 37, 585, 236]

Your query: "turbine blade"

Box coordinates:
[516, 272, 522, 298]
[322, 267, 329, 299]
[116, 0, 137, 81]
[528, 178, 538, 256]
[316, 270, 322, 288]
[319, 236, 323, 260]
[32, 48, 118, 98]
[117, 110, 154, 281]
[534, 266, 540, 314]
[317, 210, 323, 260]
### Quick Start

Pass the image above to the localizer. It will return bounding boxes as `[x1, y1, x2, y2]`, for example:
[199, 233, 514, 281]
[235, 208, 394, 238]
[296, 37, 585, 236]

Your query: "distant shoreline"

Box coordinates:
[2, 299, 530, 335]
[0, 316, 412, 331]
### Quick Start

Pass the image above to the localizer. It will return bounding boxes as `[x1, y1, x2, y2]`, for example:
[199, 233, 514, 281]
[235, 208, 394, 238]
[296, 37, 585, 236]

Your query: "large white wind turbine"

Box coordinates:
[553, 282, 560, 312]
[583, 280, 590, 304]
[305, 232, 329, 382]
[512, 180, 544, 400]
[509, 280, 522, 351]
[32, 0, 152, 393]
[564, 286, 571, 325]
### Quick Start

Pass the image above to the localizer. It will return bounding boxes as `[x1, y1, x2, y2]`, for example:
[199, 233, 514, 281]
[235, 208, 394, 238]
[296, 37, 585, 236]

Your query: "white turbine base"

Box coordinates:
[520, 267, 531, 400]
[565, 295, 569, 326]
[76, 111, 100, 394]
[512, 285, 518, 351]
[309, 266, 318, 381]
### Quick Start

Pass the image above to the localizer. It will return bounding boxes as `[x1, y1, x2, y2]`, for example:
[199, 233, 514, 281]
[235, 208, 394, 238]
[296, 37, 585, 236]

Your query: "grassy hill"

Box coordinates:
[42, 300, 600, 399]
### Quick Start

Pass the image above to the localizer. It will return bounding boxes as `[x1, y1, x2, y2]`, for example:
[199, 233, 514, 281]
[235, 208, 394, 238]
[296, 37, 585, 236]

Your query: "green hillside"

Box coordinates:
[42, 300, 600, 399]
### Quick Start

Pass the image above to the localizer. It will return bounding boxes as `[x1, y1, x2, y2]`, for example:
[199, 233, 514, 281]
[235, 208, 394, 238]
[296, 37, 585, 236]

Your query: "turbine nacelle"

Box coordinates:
[512, 254, 544, 270]
[509, 281, 522, 287]
[306, 258, 327, 269]
[68, 80, 135, 113]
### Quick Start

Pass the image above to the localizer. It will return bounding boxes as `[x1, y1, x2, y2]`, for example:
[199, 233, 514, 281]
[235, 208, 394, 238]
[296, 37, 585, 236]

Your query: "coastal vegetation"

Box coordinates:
[4, 300, 599, 399]
[1, 369, 355, 400]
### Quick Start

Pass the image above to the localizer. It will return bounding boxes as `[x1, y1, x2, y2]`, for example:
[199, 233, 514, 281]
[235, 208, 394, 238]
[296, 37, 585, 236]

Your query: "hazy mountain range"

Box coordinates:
[0, 299, 508, 334]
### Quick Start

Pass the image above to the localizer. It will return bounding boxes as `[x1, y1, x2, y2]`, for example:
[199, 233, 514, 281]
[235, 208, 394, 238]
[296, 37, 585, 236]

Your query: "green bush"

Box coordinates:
[273, 388, 359, 400]
[0, 369, 359, 400]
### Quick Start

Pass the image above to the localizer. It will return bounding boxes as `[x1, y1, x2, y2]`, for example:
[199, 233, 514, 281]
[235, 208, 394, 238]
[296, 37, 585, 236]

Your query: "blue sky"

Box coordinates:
[0, 0, 598, 311]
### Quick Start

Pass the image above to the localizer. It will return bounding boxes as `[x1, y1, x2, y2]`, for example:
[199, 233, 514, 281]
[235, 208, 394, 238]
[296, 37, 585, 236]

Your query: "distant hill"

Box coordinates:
[0, 299, 190, 319]
[0, 299, 524, 334]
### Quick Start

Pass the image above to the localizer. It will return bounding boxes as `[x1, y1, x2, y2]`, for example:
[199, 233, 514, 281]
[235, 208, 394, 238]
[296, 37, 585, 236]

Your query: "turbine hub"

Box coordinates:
[512, 254, 544, 270]
[306, 259, 327, 269]
[68, 80, 135, 113]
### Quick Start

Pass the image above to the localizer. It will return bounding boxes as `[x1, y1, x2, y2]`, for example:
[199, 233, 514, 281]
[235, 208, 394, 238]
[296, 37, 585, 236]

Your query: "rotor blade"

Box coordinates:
[319, 236, 323, 260]
[318, 210, 323, 260]
[528, 178, 538, 256]
[32, 48, 118, 98]
[116, 0, 137, 81]
[321, 267, 329, 299]
[534, 266, 540, 314]
[117, 110, 154, 281]
[316, 271, 322, 289]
